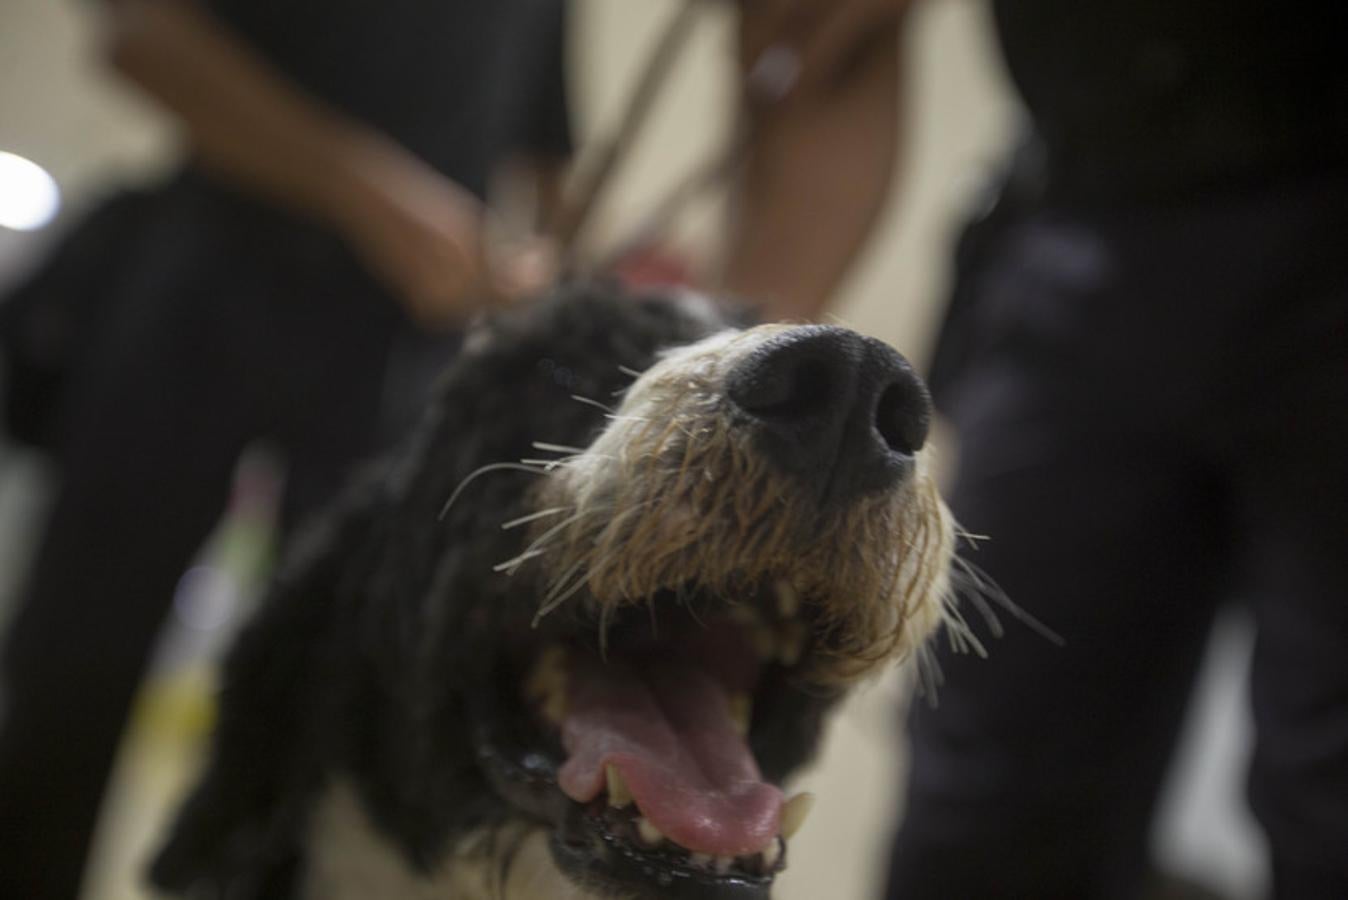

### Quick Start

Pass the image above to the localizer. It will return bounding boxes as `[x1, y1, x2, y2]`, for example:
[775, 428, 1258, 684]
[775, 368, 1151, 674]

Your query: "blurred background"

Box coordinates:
[0, 1, 1267, 898]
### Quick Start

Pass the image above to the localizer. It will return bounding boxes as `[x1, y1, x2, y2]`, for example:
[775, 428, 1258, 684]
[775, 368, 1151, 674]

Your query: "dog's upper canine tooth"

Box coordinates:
[727, 692, 752, 736]
[635, 817, 663, 847]
[714, 855, 735, 874]
[780, 792, 815, 840]
[690, 852, 713, 868]
[775, 579, 801, 618]
[761, 836, 783, 871]
[606, 764, 633, 808]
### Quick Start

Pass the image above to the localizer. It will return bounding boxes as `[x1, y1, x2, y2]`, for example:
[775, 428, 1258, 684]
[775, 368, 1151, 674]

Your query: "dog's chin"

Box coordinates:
[466, 576, 851, 900]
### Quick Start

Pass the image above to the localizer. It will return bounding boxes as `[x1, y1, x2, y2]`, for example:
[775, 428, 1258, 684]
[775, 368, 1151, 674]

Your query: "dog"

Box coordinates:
[149, 282, 956, 899]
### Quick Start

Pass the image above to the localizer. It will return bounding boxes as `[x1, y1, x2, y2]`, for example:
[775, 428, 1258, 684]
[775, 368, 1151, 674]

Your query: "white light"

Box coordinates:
[0, 151, 61, 231]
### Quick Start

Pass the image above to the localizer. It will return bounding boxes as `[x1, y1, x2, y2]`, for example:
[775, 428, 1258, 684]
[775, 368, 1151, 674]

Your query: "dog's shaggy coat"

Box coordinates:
[150, 284, 954, 899]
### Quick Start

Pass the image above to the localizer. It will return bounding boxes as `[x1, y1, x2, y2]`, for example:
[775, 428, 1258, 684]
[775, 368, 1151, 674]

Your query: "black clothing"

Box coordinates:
[888, 167, 1348, 900]
[888, 2, 1348, 897]
[205, 0, 571, 199]
[0, 3, 569, 898]
[990, 0, 1348, 203]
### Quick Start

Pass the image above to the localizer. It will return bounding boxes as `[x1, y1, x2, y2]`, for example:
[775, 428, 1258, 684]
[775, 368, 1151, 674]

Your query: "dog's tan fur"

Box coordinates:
[532, 325, 953, 684]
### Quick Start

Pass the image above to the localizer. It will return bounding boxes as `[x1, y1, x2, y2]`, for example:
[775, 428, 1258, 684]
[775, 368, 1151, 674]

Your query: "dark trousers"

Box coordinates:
[0, 191, 434, 898]
[886, 169, 1348, 899]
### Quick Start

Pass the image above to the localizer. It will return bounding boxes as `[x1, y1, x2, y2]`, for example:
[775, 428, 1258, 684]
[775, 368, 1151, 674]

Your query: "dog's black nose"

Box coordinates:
[726, 325, 931, 504]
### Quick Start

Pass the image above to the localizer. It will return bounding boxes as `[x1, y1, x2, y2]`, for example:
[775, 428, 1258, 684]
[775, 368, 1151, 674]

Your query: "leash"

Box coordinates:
[550, 0, 779, 280]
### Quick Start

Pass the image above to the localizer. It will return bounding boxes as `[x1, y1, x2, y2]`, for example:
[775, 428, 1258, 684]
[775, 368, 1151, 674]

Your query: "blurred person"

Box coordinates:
[852, 2, 1348, 899]
[0, 1, 910, 897]
[0, 0, 570, 896]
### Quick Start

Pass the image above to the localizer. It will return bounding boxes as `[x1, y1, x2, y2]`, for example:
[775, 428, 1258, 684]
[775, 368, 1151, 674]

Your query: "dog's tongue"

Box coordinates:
[558, 654, 782, 856]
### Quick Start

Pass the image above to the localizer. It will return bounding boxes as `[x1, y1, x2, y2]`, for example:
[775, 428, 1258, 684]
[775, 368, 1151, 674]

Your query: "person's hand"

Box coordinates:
[739, 0, 911, 101]
[327, 137, 556, 330]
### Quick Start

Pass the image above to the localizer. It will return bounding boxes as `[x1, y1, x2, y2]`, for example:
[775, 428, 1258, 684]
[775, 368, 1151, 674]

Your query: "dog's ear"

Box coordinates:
[148, 481, 381, 898]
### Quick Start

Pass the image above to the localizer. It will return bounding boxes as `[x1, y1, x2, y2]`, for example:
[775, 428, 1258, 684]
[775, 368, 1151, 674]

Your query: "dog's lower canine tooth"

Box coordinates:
[605, 764, 633, 808]
[761, 836, 783, 871]
[775, 579, 800, 618]
[635, 817, 663, 846]
[727, 692, 752, 735]
[780, 791, 815, 839]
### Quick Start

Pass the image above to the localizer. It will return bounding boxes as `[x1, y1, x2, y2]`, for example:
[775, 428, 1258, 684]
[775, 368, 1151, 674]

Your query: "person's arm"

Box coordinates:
[101, 0, 545, 326]
[722, 0, 913, 322]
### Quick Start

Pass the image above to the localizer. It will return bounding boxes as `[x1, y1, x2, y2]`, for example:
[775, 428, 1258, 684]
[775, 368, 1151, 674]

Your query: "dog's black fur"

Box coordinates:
[149, 282, 945, 899]
[151, 286, 734, 895]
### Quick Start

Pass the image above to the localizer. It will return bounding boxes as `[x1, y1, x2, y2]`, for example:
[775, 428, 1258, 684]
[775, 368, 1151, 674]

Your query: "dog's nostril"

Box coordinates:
[733, 357, 831, 420]
[875, 382, 930, 457]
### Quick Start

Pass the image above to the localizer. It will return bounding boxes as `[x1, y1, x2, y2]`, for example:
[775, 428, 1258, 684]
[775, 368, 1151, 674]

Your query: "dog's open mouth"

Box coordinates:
[459, 318, 951, 898]
[471, 579, 829, 899]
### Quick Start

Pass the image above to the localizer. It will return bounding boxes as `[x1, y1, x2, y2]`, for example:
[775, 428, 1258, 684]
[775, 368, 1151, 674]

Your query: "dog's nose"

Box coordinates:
[726, 325, 931, 504]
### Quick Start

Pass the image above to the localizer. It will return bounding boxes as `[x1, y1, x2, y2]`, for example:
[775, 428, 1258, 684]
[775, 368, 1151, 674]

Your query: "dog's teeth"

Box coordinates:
[714, 855, 735, 874]
[635, 817, 663, 846]
[727, 692, 752, 736]
[690, 852, 713, 868]
[760, 836, 783, 871]
[776, 621, 808, 667]
[780, 791, 815, 840]
[605, 764, 633, 809]
[775, 579, 800, 618]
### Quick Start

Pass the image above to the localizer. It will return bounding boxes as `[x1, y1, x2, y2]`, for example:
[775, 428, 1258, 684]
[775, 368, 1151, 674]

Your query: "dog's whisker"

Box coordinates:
[955, 527, 991, 545]
[943, 600, 988, 659]
[439, 462, 552, 520]
[647, 596, 660, 637]
[685, 602, 708, 631]
[501, 506, 572, 531]
[617, 364, 645, 379]
[950, 556, 1005, 639]
[570, 394, 617, 414]
[915, 641, 944, 706]
[598, 602, 618, 660]
[493, 547, 548, 574]
[952, 555, 1063, 646]
[523, 507, 589, 548]
[519, 457, 581, 471]
[534, 563, 592, 627]
[531, 441, 588, 455]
